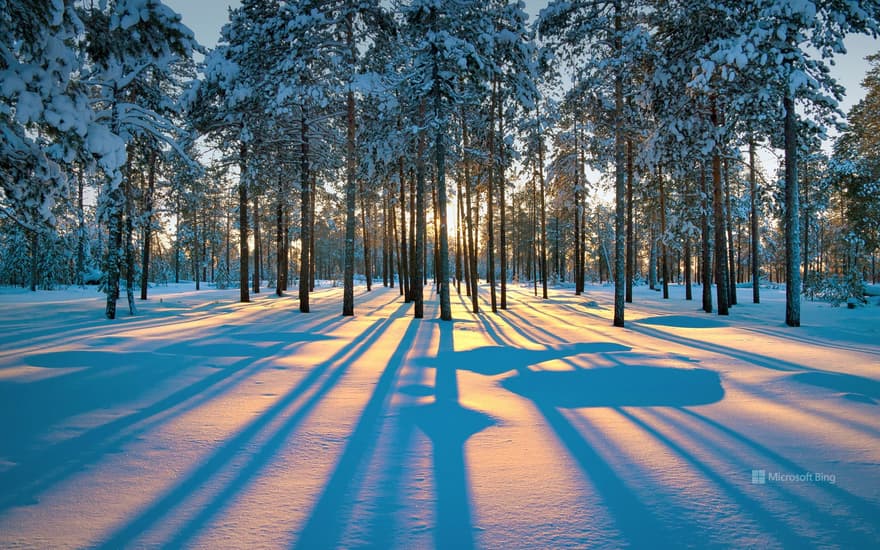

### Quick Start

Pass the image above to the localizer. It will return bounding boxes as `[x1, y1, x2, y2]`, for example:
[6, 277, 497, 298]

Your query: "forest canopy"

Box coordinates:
[1, 0, 879, 326]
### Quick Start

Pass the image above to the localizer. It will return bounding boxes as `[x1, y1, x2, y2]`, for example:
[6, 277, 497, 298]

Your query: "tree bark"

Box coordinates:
[783, 93, 801, 326]
[487, 81, 498, 313]
[239, 142, 250, 303]
[749, 138, 760, 304]
[498, 85, 507, 310]
[700, 164, 712, 313]
[342, 14, 357, 317]
[140, 150, 157, 300]
[414, 100, 426, 319]
[612, 5, 626, 327]
[434, 57, 451, 320]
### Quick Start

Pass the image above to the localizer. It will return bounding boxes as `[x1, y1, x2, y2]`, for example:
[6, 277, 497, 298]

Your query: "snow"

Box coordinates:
[0, 282, 878, 548]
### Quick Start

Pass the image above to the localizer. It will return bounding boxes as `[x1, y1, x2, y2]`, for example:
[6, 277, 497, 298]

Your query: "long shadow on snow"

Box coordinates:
[293, 314, 421, 548]
[0, 334, 331, 512]
[673, 408, 880, 545]
[406, 320, 496, 550]
[97, 302, 410, 549]
[472, 306, 724, 547]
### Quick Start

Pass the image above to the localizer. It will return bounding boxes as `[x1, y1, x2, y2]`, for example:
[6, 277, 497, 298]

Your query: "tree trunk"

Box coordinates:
[414, 100, 426, 319]
[659, 169, 669, 299]
[538, 116, 548, 300]
[711, 103, 729, 316]
[625, 139, 634, 303]
[299, 112, 311, 310]
[701, 164, 712, 313]
[399, 156, 410, 300]
[463, 110, 479, 312]
[498, 86, 507, 310]
[612, 6, 626, 327]
[434, 58, 451, 320]
[76, 168, 85, 286]
[749, 138, 760, 304]
[253, 194, 261, 295]
[487, 81, 498, 313]
[724, 158, 737, 306]
[360, 181, 372, 292]
[239, 142, 250, 303]
[140, 150, 157, 300]
[276, 175, 286, 297]
[342, 15, 357, 317]
[783, 93, 801, 326]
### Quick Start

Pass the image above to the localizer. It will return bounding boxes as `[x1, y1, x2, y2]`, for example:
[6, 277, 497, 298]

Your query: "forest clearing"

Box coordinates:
[1, 282, 878, 548]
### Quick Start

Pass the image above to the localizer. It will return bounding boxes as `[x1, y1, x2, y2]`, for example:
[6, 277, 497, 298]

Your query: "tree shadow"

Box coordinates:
[501, 365, 724, 408]
[636, 314, 728, 329]
[95, 303, 410, 549]
[293, 315, 420, 549]
[789, 372, 880, 404]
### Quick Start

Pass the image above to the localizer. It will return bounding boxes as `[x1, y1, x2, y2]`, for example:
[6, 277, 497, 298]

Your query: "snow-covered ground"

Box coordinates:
[0, 281, 878, 549]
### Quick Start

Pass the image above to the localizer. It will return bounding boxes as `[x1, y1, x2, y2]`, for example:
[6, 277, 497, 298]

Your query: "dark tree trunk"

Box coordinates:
[612, 6, 625, 327]
[487, 81, 498, 313]
[239, 142, 250, 303]
[749, 138, 760, 304]
[253, 194, 261, 295]
[76, 168, 85, 286]
[434, 55, 451, 320]
[399, 156, 410, 299]
[498, 87, 507, 310]
[360, 181, 372, 292]
[414, 101, 426, 319]
[342, 15, 357, 316]
[625, 139, 634, 303]
[141, 150, 157, 300]
[711, 103, 729, 316]
[783, 93, 801, 326]
[724, 159, 737, 306]
[701, 164, 712, 313]
[659, 169, 669, 300]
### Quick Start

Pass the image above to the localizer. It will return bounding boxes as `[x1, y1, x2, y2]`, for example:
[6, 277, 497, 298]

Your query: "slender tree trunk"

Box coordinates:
[360, 181, 372, 292]
[711, 103, 729, 316]
[464, 119, 479, 313]
[76, 167, 85, 286]
[783, 93, 801, 326]
[625, 139, 634, 303]
[434, 60, 451, 320]
[309, 174, 316, 292]
[239, 142, 250, 303]
[749, 138, 760, 303]
[140, 150, 157, 300]
[455, 175, 463, 295]
[538, 121, 548, 300]
[684, 234, 693, 300]
[701, 164, 712, 313]
[659, 169, 669, 299]
[498, 87, 507, 310]
[414, 100, 426, 319]
[487, 81, 498, 313]
[399, 156, 410, 300]
[724, 159, 737, 305]
[612, 6, 626, 327]
[276, 174, 286, 297]
[382, 185, 389, 287]
[253, 194, 261, 294]
[342, 14, 357, 316]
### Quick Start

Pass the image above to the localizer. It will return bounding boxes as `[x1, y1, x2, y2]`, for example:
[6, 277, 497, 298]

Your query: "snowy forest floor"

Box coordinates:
[0, 281, 878, 549]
